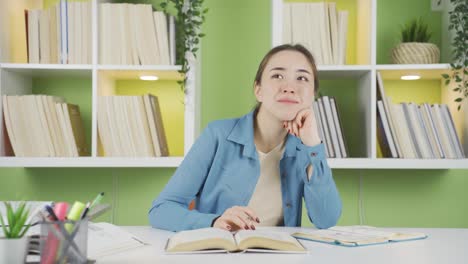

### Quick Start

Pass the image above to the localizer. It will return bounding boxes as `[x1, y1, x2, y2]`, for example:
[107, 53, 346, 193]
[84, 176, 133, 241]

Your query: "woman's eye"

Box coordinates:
[298, 76, 309, 81]
[272, 74, 283, 79]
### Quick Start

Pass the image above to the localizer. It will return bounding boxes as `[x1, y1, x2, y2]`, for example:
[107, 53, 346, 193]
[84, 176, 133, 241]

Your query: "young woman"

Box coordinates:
[149, 44, 342, 232]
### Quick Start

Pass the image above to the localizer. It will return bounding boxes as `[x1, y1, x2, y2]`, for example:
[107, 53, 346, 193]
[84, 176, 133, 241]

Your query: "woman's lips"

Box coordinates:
[277, 99, 299, 104]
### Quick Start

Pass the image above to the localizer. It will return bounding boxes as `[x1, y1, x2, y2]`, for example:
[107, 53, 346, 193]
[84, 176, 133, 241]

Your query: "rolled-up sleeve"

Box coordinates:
[298, 143, 342, 229]
[148, 124, 219, 231]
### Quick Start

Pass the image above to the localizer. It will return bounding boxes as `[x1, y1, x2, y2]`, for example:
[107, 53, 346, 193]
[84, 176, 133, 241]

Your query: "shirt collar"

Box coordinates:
[227, 111, 299, 159]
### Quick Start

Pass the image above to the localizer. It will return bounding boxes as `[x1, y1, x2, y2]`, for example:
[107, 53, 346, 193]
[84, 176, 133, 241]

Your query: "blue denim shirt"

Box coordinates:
[149, 111, 342, 231]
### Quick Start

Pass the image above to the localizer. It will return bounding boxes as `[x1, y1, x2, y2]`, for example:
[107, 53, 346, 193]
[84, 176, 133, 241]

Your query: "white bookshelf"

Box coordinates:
[0, 0, 200, 167]
[272, 0, 468, 169]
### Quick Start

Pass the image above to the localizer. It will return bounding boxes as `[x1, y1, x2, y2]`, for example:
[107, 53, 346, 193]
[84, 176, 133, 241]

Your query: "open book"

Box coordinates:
[292, 226, 427, 247]
[165, 227, 306, 253]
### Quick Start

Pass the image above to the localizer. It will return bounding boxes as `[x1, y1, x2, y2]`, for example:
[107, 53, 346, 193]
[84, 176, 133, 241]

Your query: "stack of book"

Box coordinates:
[283, 2, 348, 65]
[97, 94, 168, 157]
[26, 0, 92, 64]
[313, 96, 348, 158]
[376, 72, 465, 159]
[2, 95, 88, 157]
[99, 3, 174, 65]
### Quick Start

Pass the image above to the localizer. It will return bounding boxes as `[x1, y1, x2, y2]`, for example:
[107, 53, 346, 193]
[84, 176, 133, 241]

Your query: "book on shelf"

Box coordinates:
[376, 72, 402, 158]
[97, 94, 168, 157]
[313, 96, 347, 158]
[420, 103, 445, 158]
[165, 227, 306, 254]
[2, 95, 88, 157]
[24, 0, 91, 64]
[292, 226, 427, 247]
[376, 71, 464, 159]
[99, 3, 173, 65]
[316, 97, 335, 158]
[377, 100, 398, 158]
[283, 2, 348, 65]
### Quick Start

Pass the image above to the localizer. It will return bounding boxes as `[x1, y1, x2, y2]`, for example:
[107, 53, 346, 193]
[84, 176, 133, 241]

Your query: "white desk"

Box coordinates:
[95, 226, 468, 264]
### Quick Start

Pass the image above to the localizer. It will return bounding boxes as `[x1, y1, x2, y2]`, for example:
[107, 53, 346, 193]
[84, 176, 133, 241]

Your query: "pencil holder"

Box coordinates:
[39, 219, 88, 264]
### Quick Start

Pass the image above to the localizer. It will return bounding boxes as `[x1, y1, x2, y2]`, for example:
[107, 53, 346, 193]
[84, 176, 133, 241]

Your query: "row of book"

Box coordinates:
[26, 0, 92, 64]
[283, 2, 348, 65]
[97, 94, 169, 157]
[2, 95, 88, 157]
[377, 73, 465, 159]
[99, 3, 174, 65]
[313, 96, 348, 158]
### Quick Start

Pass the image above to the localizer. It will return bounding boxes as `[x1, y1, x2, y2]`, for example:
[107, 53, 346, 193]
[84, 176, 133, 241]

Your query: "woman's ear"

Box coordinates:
[254, 81, 263, 102]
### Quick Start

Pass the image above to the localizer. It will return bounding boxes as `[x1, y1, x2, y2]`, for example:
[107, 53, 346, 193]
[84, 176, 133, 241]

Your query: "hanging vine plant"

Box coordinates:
[160, 0, 208, 92]
[442, 0, 467, 111]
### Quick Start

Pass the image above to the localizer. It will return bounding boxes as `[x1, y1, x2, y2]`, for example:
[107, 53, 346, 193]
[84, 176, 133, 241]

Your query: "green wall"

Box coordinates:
[1, 0, 467, 228]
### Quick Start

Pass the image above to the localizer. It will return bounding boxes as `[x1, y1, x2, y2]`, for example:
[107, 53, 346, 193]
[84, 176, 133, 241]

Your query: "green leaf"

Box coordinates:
[455, 98, 463, 102]
[442, 73, 450, 79]
[6, 202, 15, 228]
[453, 88, 460, 92]
[10, 208, 29, 238]
[18, 224, 31, 238]
[0, 212, 11, 238]
[14, 202, 26, 223]
[445, 79, 451, 85]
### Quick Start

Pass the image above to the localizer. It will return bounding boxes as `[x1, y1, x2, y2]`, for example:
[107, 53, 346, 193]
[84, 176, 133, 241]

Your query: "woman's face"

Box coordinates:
[255, 50, 315, 121]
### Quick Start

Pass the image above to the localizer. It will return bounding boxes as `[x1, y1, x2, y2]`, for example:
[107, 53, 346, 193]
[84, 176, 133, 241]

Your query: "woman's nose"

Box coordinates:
[282, 83, 295, 94]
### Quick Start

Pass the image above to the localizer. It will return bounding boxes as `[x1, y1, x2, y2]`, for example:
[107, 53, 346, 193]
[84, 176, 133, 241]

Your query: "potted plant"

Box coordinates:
[391, 17, 440, 64]
[0, 201, 31, 264]
[442, 0, 467, 111]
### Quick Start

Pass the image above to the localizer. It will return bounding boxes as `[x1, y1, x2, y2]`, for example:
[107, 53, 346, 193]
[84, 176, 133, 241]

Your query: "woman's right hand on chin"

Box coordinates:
[213, 206, 260, 231]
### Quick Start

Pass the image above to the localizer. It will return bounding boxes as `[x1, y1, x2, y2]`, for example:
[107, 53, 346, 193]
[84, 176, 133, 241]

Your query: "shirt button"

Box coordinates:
[311, 152, 317, 157]
[286, 203, 292, 208]
[282, 172, 287, 178]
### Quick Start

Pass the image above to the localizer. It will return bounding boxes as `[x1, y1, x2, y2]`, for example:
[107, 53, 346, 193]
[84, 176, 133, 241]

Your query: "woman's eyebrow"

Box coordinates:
[269, 67, 286, 72]
[297, 69, 311, 75]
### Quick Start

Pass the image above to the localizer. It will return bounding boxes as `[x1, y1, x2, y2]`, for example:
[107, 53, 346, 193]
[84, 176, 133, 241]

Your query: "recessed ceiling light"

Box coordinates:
[139, 75, 159, 81]
[401, 75, 420, 80]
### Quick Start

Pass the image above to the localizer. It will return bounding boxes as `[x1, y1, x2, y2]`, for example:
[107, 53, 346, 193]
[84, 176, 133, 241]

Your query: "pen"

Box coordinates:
[90, 192, 104, 209]
[65, 201, 86, 233]
[80, 202, 91, 220]
[53, 202, 69, 221]
[45, 205, 58, 221]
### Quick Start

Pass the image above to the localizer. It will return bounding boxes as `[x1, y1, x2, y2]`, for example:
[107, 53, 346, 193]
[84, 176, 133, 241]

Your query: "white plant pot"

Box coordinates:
[0, 236, 29, 264]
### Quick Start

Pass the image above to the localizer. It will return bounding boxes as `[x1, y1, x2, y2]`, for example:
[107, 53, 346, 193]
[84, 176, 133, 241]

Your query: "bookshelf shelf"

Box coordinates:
[96, 65, 182, 71]
[328, 158, 468, 169]
[375, 64, 450, 71]
[0, 157, 183, 168]
[0, 157, 466, 169]
[0, 63, 92, 77]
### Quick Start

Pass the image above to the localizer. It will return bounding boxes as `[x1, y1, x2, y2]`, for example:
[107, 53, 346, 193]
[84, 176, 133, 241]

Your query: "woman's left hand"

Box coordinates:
[283, 107, 321, 147]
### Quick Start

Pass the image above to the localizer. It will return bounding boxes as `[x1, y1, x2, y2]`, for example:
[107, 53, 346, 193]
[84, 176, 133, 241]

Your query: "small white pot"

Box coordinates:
[0, 236, 29, 264]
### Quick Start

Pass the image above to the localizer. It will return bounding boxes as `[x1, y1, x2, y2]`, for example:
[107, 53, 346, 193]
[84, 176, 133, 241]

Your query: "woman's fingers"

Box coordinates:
[239, 207, 260, 224]
[222, 206, 259, 230]
[213, 218, 231, 231]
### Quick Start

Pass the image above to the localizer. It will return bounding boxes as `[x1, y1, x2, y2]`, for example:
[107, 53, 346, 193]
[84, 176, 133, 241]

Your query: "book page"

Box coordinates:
[234, 230, 305, 251]
[88, 222, 147, 259]
[166, 227, 236, 252]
